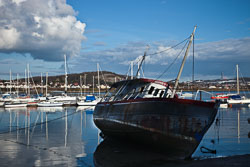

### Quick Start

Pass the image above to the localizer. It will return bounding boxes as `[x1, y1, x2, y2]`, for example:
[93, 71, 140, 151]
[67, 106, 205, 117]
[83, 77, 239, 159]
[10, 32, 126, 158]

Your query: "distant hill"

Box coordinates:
[3, 71, 127, 86]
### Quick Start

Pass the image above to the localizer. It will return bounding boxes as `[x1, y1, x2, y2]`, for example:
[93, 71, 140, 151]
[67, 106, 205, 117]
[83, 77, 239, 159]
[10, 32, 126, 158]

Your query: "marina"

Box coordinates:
[0, 1, 250, 166]
[0, 104, 249, 166]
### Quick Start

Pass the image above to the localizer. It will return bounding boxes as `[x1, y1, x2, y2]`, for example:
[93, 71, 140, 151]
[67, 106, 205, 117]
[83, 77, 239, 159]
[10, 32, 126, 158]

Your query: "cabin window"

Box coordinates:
[139, 86, 145, 93]
[159, 90, 164, 98]
[148, 86, 155, 95]
[153, 89, 160, 96]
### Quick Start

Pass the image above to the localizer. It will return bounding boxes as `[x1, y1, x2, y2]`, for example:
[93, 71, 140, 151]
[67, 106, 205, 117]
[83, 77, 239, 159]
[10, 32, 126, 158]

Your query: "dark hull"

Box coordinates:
[93, 98, 218, 159]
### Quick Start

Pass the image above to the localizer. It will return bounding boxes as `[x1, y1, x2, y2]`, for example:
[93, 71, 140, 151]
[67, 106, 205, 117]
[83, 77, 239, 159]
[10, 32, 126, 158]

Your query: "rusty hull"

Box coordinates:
[93, 98, 218, 159]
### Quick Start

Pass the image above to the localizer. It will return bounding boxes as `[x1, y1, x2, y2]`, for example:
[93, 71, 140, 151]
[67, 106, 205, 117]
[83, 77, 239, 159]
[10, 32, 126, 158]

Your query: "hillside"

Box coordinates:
[1, 71, 127, 86]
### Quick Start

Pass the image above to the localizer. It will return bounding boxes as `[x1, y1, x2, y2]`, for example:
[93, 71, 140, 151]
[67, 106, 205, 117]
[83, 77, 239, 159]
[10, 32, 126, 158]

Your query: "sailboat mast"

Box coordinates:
[236, 64, 240, 94]
[80, 75, 82, 96]
[64, 54, 68, 94]
[171, 26, 197, 98]
[97, 63, 101, 97]
[27, 64, 30, 96]
[131, 61, 133, 79]
[84, 74, 87, 96]
[9, 69, 12, 94]
[46, 72, 48, 97]
[16, 73, 19, 97]
[25, 69, 27, 94]
[41, 73, 43, 94]
[93, 76, 95, 94]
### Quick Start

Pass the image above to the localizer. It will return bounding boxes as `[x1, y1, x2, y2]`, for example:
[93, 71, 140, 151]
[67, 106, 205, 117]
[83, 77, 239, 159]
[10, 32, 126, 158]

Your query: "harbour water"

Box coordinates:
[0, 105, 249, 166]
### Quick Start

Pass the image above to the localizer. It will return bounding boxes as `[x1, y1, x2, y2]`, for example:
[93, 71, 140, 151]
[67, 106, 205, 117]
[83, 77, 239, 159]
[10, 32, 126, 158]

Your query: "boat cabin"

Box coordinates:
[102, 78, 173, 102]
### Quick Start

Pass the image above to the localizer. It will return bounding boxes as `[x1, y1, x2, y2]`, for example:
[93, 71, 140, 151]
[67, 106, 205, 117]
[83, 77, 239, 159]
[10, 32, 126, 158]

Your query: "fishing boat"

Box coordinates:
[93, 26, 219, 159]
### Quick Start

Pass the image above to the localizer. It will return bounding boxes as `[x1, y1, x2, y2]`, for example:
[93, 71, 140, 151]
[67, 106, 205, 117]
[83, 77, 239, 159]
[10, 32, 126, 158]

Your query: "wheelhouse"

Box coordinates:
[101, 78, 173, 102]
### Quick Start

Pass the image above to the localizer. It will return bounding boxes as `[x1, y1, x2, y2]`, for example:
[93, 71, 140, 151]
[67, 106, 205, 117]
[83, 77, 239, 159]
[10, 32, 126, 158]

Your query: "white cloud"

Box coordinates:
[0, 27, 20, 49]
[73, 37, 250, 80]
[195, 37, 250, 61]
[0, 0, 86, 61]
[12, 0, 26, 5]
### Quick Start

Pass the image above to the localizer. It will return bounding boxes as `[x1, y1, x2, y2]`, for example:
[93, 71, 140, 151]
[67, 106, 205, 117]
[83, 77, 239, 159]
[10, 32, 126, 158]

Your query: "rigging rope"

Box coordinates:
[156, 39, 189, 80]
[98, 65, 110, 93]
[147, 36, 190, 56]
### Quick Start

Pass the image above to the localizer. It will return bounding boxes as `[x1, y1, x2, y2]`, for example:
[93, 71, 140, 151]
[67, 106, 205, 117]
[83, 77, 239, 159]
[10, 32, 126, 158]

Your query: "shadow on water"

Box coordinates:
[93, 137, 196, 167]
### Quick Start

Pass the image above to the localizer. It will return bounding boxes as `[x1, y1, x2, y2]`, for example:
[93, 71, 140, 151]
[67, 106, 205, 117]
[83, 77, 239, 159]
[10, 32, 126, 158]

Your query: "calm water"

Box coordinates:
[0, 105, 249, 166]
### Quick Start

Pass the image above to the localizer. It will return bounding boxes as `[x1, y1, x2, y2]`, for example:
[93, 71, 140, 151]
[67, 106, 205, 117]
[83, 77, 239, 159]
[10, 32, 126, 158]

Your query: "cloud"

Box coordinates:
[195, 37, 250, 62]
[71, 37, 250, 80]
[0, 0, 86, 61]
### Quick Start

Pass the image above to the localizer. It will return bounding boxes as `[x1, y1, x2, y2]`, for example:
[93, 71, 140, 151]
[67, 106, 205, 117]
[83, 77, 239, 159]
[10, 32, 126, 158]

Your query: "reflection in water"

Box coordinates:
[193, 107, 250, 159]
[0, 106, 249, 166]
[94, 138, 190, 167]
[46, 112, 48, 141]
[65, 109, 68, 147]
[238, 109, 240, 143]
[0, 106, 99, 166]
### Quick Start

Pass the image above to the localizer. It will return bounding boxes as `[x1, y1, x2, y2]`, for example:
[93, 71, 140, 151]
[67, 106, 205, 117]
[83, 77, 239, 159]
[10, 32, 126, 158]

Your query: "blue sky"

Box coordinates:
[0, 0, 250, 81]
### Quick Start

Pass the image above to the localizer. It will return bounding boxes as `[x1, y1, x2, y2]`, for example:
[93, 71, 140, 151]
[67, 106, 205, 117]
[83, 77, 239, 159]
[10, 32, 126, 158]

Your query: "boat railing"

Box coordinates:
[194, 89, 214, 101]
[102, 88, 167, 102]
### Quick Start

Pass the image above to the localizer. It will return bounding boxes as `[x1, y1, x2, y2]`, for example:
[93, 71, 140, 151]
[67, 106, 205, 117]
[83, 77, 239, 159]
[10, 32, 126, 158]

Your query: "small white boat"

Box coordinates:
[77, 95, 101, 106]
[226, 65, 250, 106]
[47, 96, 77, 105]
[37, 101, 63, 107]
[0, 101, 4, 107]
[219, 103, 228, 108]
[5, 102, 27, 108]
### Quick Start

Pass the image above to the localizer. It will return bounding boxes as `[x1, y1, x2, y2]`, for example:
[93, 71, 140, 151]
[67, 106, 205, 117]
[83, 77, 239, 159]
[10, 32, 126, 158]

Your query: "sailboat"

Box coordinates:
[47, 55, 76, 105]
[4, 71, 28, 108]
[77, 63, 101, 106]
[227, 64, 250, 106]
[93, 26, 219, 159]
[37, 72, 63, 107]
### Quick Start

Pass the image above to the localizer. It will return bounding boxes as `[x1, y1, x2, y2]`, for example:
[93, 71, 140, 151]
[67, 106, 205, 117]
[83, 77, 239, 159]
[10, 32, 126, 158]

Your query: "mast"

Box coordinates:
[135, 46, 149, 78]
[16, 73, 19, 97]
[236, 64, 240, 94]
[64, 54, 68, 94]
[135, 53, 146, 78]
[84, 74, 87, 96]
[25, 68, 27, 94]
[80, 75, 82, 97]
[97, 63, 101, 97]
[93, 76, 95, 95]
[131, 61, 133, 79]
[9, 69, 12, 94]
[41, 72, 43, 94]
[27, 64, 30, 96]
[46, 72, 48, 97]
[171, 26, 197, 98]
